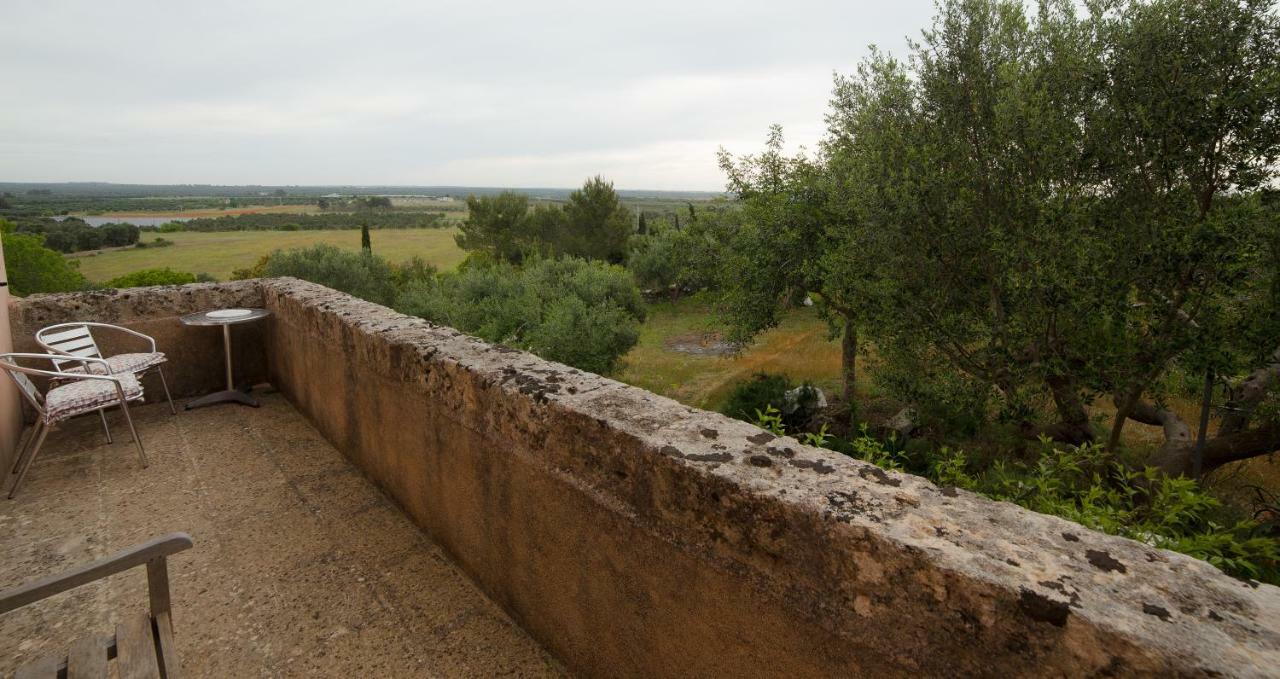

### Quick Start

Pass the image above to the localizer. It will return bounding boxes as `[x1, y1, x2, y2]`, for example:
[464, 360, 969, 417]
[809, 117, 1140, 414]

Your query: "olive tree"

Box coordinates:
[830, 0, 1280, 472]
[716, 127, 870, 407]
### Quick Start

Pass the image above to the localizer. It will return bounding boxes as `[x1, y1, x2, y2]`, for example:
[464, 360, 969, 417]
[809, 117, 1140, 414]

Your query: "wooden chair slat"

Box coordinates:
[66, 635, 109, 679]
[13, 653, 59, 679]
[153, 611, 181, 679]
[116, 612, 161, 679]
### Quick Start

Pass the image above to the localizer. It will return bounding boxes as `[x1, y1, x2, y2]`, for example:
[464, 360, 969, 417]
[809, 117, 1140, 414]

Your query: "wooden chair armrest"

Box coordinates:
[0, 533, 192, 614]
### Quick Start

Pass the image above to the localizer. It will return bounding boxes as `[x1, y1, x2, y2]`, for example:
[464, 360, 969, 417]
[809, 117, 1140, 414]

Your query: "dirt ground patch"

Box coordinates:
[663, 332, 737, 356]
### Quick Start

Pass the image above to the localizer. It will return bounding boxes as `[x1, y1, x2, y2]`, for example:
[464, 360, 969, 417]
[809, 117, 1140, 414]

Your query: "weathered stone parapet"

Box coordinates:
[260, 277, 1280, 678]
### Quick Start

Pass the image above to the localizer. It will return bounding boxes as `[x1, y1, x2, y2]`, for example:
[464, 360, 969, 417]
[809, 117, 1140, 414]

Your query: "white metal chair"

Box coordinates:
[1, 353, 147, 499]
[36, 323, 176, 442]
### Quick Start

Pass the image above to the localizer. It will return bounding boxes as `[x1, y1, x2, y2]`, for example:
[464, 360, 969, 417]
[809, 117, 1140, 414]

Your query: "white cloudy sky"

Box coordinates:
[1, 1, 936, 190]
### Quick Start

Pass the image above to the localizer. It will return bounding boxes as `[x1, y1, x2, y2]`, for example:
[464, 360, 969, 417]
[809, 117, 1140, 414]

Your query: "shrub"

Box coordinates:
[754, 401, 1278, 584]
[394, 257, 644, 375]
[0, 220, 89, 295]
[99, 222, 140, 247]
[230, 254, 272, 280]
[873, 343, 994, 439]
[103, 268, 212, 288]
[721, 373, 792, 423]
[628, 228, 682, 290]
[262, 244, 400, 306]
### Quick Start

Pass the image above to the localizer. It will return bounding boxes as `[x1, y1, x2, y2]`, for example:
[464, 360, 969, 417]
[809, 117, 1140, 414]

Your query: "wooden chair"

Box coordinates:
[0, 353, 148, 499]
[0, 533, 193, 679]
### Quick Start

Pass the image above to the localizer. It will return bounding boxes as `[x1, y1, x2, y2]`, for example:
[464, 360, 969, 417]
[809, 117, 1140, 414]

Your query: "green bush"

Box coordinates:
[721, 373, 792, 423]
[262, 244, 400, 306]
[103, 268, 213, 288]
[1, 220, 89, 295]
[99, 222, 140, 247]
[628, 228, 682, 290]
[769, 410, 1280, 585]
[394, 257, 644, 375]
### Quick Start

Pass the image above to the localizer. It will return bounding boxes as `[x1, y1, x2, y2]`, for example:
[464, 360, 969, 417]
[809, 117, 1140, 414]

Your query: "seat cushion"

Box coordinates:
[44, 373, 143, 423]
[62, 352, 167, 376]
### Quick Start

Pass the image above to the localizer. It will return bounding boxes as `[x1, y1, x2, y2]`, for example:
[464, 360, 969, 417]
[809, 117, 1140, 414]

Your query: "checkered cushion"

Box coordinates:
[44, 373, 143, 423]
[62, 352, 166, 376]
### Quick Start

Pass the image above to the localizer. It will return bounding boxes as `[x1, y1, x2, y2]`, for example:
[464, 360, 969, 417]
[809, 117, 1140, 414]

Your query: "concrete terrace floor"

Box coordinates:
[0, 393, 566, 677]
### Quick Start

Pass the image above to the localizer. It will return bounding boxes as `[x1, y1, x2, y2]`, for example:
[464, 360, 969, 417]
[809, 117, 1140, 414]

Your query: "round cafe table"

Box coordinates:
[179, 308, 271, 409]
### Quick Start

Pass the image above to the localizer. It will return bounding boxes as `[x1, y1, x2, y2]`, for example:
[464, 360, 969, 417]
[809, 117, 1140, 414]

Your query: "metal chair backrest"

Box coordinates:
[0, 354, 52, 419]
[35, 325, 103, 372]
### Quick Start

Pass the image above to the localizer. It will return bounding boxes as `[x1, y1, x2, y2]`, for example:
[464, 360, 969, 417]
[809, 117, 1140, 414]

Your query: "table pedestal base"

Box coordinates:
[184, 389, 260, 410]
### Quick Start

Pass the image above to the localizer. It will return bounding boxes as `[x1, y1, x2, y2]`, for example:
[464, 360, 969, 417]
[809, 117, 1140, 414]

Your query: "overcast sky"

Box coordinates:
[1, 1, 936, 191]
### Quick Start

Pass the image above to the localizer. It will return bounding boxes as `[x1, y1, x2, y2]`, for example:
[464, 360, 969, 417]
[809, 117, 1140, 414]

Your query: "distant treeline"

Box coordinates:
[12, 218, 139, 253]
[164, 211, 450, 232]
[0, 192, 312, 217]
[0, 183, 721, 202]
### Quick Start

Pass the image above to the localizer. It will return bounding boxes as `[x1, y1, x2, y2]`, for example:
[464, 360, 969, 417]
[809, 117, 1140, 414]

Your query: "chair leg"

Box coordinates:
[9, 423, 50, 499]
[98, 408, 113, 444]
[10, 421, 43, 475]
[118, 399, 148, 468]
[156, 366, 177, 415]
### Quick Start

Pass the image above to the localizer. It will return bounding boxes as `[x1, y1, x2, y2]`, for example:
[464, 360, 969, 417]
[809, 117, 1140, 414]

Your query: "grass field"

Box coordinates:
[68, 228, 466, 282]
[613, 295, 856, 411]
[612, 295, 1279, 504]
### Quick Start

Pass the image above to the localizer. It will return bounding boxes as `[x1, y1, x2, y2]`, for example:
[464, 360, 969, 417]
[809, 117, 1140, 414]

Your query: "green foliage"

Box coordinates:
[761, 400, 1278, 583]
[753, 404, 787, 436]
[11, 217, 140, 253]
[872, 343, 995, 438]
[799, 423, 831, 448]
[394, 257, 644, 375]
[0, 220, 89, 295]
[102, 268, 213, 288]
[976, 444, 1279, 583]
[454, 177, 633, 265]
[262, 244, 401, 306]
[561, 176, 632, 263]
[229, 253, 272, 280]
[135, 237, 174, 249]
[627, 206, 740, 293]
[697, 0, 1280, 474]
[627, 227, 682, 290]
[99, 222, 140, 247]
[361, 223, 371, 252]
[723, 373, 792, 423]
[169, 211, 446, 232]
[456, 191, 535, 264]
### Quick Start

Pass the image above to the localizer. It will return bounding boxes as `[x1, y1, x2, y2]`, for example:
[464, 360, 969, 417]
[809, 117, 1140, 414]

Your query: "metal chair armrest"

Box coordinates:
[0, 354, 120, 383]
[0, 533, 193, 614]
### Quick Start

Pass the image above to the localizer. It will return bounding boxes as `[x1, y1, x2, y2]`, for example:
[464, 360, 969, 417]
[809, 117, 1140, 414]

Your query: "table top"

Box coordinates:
[180, 308, 271, 326]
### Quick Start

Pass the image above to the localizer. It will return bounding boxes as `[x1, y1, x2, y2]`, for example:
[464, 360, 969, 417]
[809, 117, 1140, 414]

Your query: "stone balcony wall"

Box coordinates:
[9, 278, 1280, 677]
